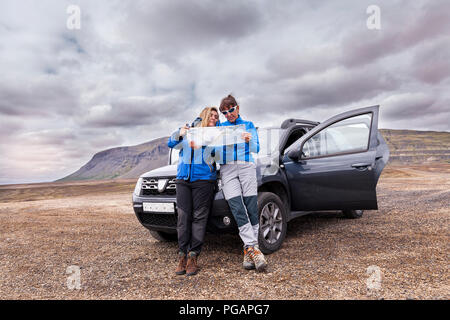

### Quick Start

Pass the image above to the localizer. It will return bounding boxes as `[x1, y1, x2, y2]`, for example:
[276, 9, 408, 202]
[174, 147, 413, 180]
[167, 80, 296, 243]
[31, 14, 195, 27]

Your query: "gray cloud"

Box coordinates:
[0, 117, 23, 144]
[121, 0, 263, 56]
[17, 129, 77, 146]
[382, 92, 436, 121]
[411, 36, 450, 84]
[0, 76, 79, 117]
[340, 1, 450, 68]
[80, 94, 188, 128]
[279, 65, 399, 109]
[266, 46, 340, 80]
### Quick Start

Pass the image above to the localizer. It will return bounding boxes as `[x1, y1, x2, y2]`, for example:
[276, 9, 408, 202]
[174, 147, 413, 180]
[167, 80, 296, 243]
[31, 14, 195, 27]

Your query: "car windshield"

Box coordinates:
[169, 127, 283, 165]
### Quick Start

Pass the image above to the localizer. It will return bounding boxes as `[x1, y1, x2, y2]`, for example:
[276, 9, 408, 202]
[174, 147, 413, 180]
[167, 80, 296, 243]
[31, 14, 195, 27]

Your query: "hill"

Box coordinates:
[56, 137, 169, 182]
[380, 129, 450, 163]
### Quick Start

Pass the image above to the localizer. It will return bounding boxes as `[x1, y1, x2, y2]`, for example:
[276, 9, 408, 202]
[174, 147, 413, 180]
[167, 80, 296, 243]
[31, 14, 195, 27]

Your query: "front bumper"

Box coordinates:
[132, 190, 238, 234]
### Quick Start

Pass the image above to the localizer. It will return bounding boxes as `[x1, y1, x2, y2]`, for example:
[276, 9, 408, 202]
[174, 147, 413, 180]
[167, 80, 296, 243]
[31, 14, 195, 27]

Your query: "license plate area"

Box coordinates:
[143, 202, 175, 213]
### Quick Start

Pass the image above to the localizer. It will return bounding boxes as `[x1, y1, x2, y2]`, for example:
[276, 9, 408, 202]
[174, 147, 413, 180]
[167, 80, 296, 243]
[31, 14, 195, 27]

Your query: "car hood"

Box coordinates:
[140, 164, 177, 178]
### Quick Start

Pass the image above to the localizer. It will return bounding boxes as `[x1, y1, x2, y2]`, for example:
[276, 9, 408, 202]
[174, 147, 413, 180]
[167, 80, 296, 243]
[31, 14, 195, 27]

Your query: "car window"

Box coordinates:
[302, 113, 372, 158]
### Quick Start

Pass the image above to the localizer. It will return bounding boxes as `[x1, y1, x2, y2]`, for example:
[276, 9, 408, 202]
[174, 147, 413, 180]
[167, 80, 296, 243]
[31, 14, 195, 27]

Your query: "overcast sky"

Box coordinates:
[0, 0, 449, 184]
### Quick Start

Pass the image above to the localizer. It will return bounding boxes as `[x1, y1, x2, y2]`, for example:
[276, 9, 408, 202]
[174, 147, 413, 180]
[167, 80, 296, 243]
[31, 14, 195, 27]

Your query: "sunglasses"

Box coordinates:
[221, 106, 237, 115]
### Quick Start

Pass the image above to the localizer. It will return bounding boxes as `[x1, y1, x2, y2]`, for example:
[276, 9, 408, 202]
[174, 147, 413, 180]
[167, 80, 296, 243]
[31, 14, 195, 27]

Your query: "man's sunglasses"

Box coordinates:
[221, 106, 237, 115]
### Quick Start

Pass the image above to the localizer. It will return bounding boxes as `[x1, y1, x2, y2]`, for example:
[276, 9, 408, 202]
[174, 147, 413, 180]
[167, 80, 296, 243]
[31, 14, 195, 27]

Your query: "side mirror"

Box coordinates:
[287, 149, 300, 161]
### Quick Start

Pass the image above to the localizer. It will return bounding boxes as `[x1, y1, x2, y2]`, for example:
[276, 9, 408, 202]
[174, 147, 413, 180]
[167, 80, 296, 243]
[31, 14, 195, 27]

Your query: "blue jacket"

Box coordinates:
[167, 129, 217, 182]
[217, 115, 260, 163]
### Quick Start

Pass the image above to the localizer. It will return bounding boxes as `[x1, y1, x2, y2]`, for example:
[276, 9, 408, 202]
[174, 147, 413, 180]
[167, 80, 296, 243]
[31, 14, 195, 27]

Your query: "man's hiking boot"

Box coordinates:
[244, 246, 267, 272]
[243, 248, 256, 270]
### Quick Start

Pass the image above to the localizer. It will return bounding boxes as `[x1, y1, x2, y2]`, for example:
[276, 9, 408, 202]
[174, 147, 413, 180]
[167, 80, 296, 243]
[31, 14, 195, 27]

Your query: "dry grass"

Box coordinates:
[0, 179, 136, 203]
[0, 164, 448, 300]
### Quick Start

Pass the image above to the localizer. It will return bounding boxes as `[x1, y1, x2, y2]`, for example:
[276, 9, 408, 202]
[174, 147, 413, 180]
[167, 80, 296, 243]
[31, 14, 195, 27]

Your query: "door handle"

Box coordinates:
[351, 163, 372, 170]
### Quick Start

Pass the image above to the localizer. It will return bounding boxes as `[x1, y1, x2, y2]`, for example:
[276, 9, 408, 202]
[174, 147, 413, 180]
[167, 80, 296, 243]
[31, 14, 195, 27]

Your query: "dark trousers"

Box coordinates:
[176, 179, 215, 255]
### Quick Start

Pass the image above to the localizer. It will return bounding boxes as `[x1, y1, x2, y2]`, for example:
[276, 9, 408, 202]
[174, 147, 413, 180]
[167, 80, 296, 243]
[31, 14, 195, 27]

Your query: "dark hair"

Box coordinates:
[219, 94, 238, 111]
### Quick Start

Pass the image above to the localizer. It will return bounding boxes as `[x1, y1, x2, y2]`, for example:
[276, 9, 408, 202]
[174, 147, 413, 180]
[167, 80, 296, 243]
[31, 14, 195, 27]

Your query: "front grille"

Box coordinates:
[139, 213, 177, 228]
[141, 177, 176, 196]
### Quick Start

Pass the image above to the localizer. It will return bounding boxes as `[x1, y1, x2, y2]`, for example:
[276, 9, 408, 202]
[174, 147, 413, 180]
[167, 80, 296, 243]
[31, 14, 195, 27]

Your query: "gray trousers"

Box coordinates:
[220, 162, 259, 247]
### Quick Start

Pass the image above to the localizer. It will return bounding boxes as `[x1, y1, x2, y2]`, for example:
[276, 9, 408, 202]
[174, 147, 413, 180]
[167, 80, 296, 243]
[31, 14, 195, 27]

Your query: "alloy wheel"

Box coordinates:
[260, 201, 283, 244]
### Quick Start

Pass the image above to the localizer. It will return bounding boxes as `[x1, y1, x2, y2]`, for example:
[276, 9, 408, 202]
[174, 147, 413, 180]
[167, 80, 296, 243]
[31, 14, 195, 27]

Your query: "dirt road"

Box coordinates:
[0, 164, 448, 299]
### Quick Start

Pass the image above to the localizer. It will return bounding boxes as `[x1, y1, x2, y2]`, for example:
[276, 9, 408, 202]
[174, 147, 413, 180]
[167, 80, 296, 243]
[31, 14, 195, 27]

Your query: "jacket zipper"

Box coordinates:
[188, 148, 194, 181]
[231, 120, 238, 161]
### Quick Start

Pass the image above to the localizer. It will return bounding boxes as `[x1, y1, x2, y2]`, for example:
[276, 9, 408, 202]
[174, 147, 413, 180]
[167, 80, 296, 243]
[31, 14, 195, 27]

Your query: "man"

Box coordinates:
[217, 94, 267, 272]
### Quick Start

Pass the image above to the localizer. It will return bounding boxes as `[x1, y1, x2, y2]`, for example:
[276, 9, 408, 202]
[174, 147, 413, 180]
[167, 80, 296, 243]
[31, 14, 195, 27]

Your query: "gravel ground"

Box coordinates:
[0, 164, 448, 300]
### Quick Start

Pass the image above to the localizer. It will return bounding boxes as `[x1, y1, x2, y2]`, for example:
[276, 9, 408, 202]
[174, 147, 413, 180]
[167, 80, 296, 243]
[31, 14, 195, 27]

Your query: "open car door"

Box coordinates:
[283, 105, 389, 211]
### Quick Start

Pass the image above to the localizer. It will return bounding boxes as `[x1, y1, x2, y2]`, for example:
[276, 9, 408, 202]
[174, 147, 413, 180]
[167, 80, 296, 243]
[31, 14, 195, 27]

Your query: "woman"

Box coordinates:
[167, 107, 219, 276]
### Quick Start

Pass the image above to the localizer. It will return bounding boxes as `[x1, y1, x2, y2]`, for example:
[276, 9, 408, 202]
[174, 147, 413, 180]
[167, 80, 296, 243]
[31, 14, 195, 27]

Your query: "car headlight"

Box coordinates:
[134, 177, 143, 196]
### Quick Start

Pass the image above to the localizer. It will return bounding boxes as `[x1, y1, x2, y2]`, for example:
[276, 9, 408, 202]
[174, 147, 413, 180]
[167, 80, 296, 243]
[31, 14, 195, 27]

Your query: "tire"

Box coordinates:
[342, 209, 364, 219]
[257, 192, 288, 254]
[149, 230, 177, 242]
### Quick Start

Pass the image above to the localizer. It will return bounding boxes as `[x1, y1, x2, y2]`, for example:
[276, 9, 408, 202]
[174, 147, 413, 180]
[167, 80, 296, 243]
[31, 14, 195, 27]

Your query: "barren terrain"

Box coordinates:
[0, 164, 449, 300]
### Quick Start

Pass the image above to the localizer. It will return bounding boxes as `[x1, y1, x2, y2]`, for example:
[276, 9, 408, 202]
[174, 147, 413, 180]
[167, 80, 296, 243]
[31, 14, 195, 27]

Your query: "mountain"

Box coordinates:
[380, 129, 450, 163]
[57, 129, 449, 182]
[56, 137, 169, 182]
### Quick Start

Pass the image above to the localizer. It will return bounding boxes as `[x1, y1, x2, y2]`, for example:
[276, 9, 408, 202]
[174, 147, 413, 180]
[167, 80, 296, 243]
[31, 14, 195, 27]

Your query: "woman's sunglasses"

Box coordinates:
[221, 106, 237, 115]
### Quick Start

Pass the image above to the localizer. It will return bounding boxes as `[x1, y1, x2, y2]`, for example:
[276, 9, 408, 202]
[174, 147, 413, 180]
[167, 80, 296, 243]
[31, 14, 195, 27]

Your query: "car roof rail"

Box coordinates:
[280, 118, 320, 129]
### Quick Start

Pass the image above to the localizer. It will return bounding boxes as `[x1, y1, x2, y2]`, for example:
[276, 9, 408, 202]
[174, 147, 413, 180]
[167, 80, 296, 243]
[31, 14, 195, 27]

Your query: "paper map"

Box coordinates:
[186, 124, 246, 147]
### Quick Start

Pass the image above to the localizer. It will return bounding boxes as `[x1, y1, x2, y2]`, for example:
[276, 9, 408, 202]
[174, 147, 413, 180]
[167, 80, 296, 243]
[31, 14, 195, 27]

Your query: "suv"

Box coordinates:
[132, 106, 389, 254]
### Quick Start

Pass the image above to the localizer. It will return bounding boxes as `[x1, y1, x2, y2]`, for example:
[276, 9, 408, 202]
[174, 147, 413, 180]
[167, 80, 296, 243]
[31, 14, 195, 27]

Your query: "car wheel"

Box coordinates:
[342, 209, 364, 219]
[149, 230, 177, 242]
[257, 192, 288, 254]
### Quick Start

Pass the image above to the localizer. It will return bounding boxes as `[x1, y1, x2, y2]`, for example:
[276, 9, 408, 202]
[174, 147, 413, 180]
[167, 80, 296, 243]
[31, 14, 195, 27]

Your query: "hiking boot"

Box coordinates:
[243, 248, 256, 270]
[186, 251, 199, 276]
[245, 246, 267, 272]
[175, 252, 187, 275]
